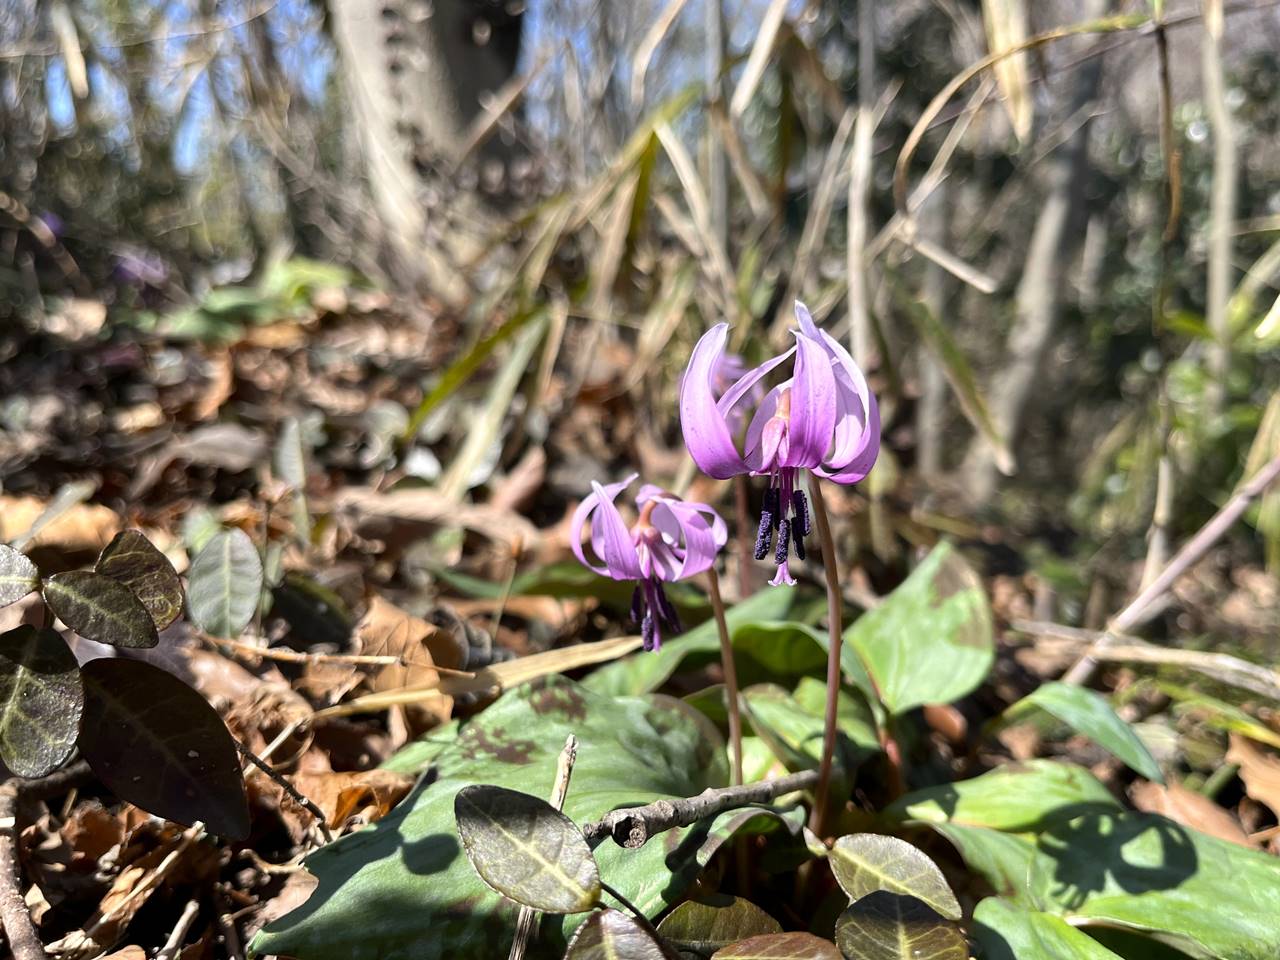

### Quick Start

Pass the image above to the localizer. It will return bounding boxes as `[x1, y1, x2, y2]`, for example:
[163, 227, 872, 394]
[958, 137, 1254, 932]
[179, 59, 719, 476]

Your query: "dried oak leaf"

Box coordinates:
[1131, 780, 1253, 848]
[1226, 734, 1280, 820]
[289, 769, 415, 828]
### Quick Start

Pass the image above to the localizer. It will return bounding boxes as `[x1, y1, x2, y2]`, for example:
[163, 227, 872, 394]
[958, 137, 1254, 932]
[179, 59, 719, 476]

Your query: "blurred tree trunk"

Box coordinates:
[328, 0, 524, 302]
[962, 0, 1109, 504]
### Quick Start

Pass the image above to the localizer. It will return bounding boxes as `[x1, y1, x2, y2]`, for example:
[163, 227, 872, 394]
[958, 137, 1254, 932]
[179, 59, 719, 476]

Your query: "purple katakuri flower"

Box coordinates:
[679, 301, 880, 586]
[571, 474, 727, 651]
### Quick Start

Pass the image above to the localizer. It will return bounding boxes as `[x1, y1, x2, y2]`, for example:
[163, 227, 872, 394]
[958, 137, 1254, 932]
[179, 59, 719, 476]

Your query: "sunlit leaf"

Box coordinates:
[886, 759, 1119, 832]
[563, 908, 670, 960]
[95, 530, 183, 630]
[845, 542, 993, 715]
[742, 682, 878, 775]
[656, 895, 781, 955]
[1031, 811, 1280, 959]
[829, 835, 961, 921]
[973, 897, 1123, 959]
[926, 823, 1055, 908]
[186, 527, 263, 638]
[834, 892, 967, 960]
[78, 658, 249, 839]
[274, 416, 312, 546]
[0, 544, 39, 609]
[253, 677, 790, 960]
[454, 785, 600, 914]
[999, 682, 1164, 782]
[43, 570, 158, 648]
[0, 626, 82, 777]
[712, 933, 842, 959]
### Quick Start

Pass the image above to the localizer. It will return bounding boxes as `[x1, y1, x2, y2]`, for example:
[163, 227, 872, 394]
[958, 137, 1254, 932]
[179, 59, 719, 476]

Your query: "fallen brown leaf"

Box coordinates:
[1131, 780, 1253, 847]
[0, 495, 120, 556]
[290, 769, 415, 828]
[1226, 734, 1280, 819]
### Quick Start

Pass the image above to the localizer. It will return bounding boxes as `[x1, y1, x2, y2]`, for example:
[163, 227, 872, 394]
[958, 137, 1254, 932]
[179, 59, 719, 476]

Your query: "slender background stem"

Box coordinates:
[707, 566, 743, 787]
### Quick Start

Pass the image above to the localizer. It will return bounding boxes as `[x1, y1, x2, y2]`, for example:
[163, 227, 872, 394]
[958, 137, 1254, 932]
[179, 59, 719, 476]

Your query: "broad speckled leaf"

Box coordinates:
[844, 542, 993, 715]
[829, 835, 961, 920]
[0, 544, 39, 608]
[186, 527, 262, 638]
[656, 895, 781, 955]
[885, 760, 1119, 833]
[252, 676, 788, 960]
[454, 785, 600, 913]
[564, 908, 670, 960]
[95, 530, 183, 630]
[78, 658, 249, 839]
[973, 898, 1123, 960]
[585, 587, 796, 697]
[0, 626, 82, 777]
[834, 893, 966, 960]
[999, 681, 1164, 783]
[712, 933, 842, 959]
[1031, 811, 1280, 959]
[43, 571, 158, 648]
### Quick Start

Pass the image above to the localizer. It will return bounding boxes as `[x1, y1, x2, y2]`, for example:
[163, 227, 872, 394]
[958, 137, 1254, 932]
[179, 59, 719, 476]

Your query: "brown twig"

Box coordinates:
[1063, 451, 1280, 685]
[234, 742, 333, 843]
[581, 769, 818, 849]
[0, 762, 92, 960]
[508, 735, 578, 960]
[206, 634, 474, 676]
[1016, 619, 1280, 702]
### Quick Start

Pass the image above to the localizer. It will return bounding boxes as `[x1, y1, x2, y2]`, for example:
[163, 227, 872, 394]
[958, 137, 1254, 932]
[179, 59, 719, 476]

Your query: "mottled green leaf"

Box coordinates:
[829, 835, 960, 920]
[253, 677, 787, 960]
[845, 542, 993, 715]
[564, 908, 670, 960]
[973, 898, 1123, 960]
[712, 933, 841, 959]
[455, 785, 600, 913]
[1032, 812, 1280, 959]
[43, 571, 158, 648]
[95, 530, 183, 630]
[0, 626, 82, 777]
[999, 681, 1164, 783]
[79, 658, 249, 839]
[834, 893, 967, 960]
[0, 544, 39, 609]
[656, 895, 781, 956]
[885, 760, 1119, 832]
[186, 528, 262, 637]
[585, 587, 796, 696]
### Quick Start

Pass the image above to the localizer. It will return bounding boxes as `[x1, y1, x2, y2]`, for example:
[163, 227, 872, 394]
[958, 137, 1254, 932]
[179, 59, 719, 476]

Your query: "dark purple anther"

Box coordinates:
[754, 487, 780, 560]
[775, 517, 791, 566]
[641, 609, 656, 651]
[793, 527, 806, 561]
[630, 584, 646, 623]
[792, 489, 811, 538]
[654, 584, 681, 633]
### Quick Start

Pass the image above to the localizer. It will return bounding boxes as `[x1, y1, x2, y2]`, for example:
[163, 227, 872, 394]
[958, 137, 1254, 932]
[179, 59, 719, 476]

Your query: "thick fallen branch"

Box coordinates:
[1015, 619, 1280, 702]
[1, 762, 92, 960]
[581, 769, 818, 849]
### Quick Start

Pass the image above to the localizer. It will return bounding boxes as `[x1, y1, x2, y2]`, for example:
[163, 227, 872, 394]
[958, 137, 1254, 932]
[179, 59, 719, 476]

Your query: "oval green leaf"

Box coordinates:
[0, 626, 83, 777]
[657, 895, 781, 955]
[713, 933, 842, 959]
[454, 784, 600, 914]
[829, 834, 961, 921]
[78, 658, 249, 839]
[186, 527, 263, 638]
[999, 681, 1164, 783]
[564, 908, 670, 960]
[43, 571, 158, 648]
[972, 898, 1123, 960]
[0, 544, 39, 609]
[96, 530, 184, 630]
[834, 893, 967, 960]
[844, 542, 993, 715]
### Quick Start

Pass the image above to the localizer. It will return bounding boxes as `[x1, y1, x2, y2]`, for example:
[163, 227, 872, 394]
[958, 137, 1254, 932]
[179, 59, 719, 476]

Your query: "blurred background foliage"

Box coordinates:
[4, 0, 1280, 629]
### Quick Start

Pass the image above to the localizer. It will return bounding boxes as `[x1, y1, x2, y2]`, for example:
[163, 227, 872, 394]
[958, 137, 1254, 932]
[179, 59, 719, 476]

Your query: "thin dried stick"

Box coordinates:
[0, 762, 91, 960]
[582, 769, 818, 849]
[509, 736, 578, 960]
[156, 898, 202, 960]
[235, 742, 333, 843]
[1063, 451, 1280, 685]
[206, 634, 474, 676]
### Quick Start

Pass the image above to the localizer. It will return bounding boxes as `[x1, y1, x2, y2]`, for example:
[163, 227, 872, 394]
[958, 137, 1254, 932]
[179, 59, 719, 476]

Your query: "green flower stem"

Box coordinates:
[806, 477, 845, 837]
[706, 566, 744, 787]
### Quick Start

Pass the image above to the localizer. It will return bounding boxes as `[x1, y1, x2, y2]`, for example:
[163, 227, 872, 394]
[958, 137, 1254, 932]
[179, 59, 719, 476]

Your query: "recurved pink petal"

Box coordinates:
[570, 476, 642, 580]
[651, 498, 727, 580]
[812, 327, 880, 483]
[782, 330, 837, 468]
[680, 325, 750, 479]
